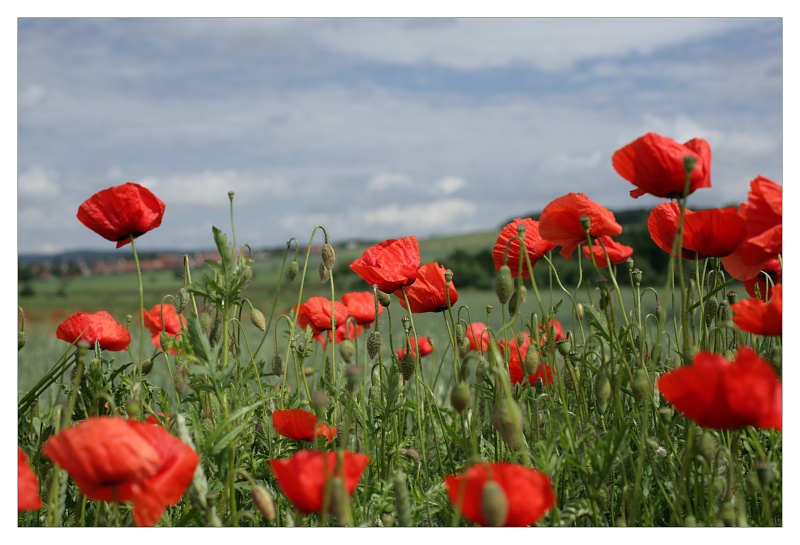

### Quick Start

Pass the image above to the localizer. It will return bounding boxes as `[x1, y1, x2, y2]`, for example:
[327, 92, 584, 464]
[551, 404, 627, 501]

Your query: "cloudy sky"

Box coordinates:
[16, 17, 783, 255]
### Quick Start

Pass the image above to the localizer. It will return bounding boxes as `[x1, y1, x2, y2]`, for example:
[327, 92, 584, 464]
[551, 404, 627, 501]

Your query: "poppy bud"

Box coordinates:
[658, 406, 673, 424]
[345, 364, 362, 391]
[199, 312, 211, 334]
[318, 261, 330, 283]
[312, 389, 329, 412]
[696, 431, 718, 465]
[304, 365, 314, 376]
[631, 368, 650, 403]
[580, 214, 591, 232]
[209, 316, 221, 345]
[367, 330, 382, 359]
[756, 459, 774, 489]
[126, 398, 141, 418]
[174, 287, 190, 314]
[455, 323, 465, 346]
[250, 308, 266, 331]
[523, 346, 540, 376]
[704, 295, 718, 327]
[288, 260, 299, 282]
[576, 302, 585, 320]
[369, 385, 382, 413]
[481, 480, 509, 527]
[556, 338, 572, 356]
[271, 354, 283, 376]
[508, 285, 526, 316]
[399, 352, 415, 382]
[321, 243, 336, 270]
[491, 397, 524, 451]
[450, 382, 471, 414]
[173, 365, 189, 396]
[339, 339, 355, 364]
[18, 331, 26, 351]
[458, 337, 471, 359]
[377, 290, 392, 307]
[594, 372, 611, 413]
[251, 485, 276, 521]
[718, 300, 731, 323]
[495, 265, 513, 305]
[89, 358, 103, 382]
[381, 513, 395, 527]
[141, 358, 154, 376]
[160, 331, 173, 352]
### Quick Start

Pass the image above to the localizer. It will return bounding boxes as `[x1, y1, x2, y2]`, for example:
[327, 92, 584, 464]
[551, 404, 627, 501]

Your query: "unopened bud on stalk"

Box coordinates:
[696, 431, 718, 465]
[174, 287, 190, 314]
[491, 397, 524, 451]
[321, 243, 336, 270]
[658, 406, 673, 424]
[18, 331, 26, 351]
[141, 358, 154, 376]
[159, 331, 173, 353]
[756, 459, 774, 489]
[367, 330, 382, 359]
[312, 389, 329, 412]
[450, 382, 471, 414]
[508, 285, 527, 317]
[495, 265, 514, 305]
[339, 339, 355, 364]
[458, 337, 471, 359]
[345, 364, 362, 391]
[656, 304, 666, 328]
[523, 346, 540, 376]
[318, 261, 330, 283]
[399, 352, 415, 382]
[719, 501, 735, 527]
[455, 323, 465, 346]
[377, 290, 391, 307]
[288, 261, 299, 282]
[251, 485, 276, 521]
[481, 481, 509, 527]
[594, 372, 611, 413]
[199, 312, 211, 334]
[126, 398, 141, 419]
[89, 358, 103, 381]
[173, 365, 189, 396]
[394, 471, 412, 527]
[718, 300, 731, 322]
[631, 368, 650, 403]
[271, 354, 283, 376]
[580, 214, 591, 232]
[250, 308, 266, 331]
[576, 303, 585, 320]
[704, 296, 719, 327]
[209, 316, 221, 345]
[327, 477, 348, 522]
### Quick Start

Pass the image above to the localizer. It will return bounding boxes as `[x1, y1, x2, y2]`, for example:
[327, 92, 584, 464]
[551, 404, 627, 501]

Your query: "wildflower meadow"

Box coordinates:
[17, 132, 782, 528]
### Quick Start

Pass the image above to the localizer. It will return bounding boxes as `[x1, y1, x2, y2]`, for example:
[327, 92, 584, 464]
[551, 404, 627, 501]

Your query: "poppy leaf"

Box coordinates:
[208, 422, 249, 456]
[202, 400, 264, 455]
[212, 226, 235, 270]
[583, 304, 610, 341]
[185, 315, 214, 365]
[204, 260, 225, 275]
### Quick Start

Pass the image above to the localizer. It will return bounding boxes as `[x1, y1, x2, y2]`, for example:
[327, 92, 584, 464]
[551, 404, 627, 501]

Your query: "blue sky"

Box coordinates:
[16, 17, 783, 255]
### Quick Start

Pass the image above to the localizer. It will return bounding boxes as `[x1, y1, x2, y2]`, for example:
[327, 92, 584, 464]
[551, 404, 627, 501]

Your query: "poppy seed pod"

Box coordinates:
[495, 265, 514, 305]
[481, 480, 509, 527]
[288, 260, 299, 282]
[321, 243, 336, 270]
[250, 308, 266, 332]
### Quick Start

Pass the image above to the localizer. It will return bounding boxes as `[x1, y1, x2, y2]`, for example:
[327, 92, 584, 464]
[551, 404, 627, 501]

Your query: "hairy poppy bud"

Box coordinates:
[594, 372, 611, 413]
[312, 389, 329, 411]
[491, 397, 524, 451]
[250, 308, 266, 331]
[288, 260, 299, 282]
[696, 431, 718, 465]
[658, 406, 673, 424]
[89, 358, 103, 382]
[508, 285, 526, 316]
[199, 312, 211, 334]
[318, 261, 330, 283]
[458, 338, 470, 359]
[126, 398, 140, 418]
[345, 364, 362, 391]
[704, 295, 718, 327]
[18, 331, 26, 351]
[400, 352, 415, 382]
[381, 513, 395, 527]
[271, 354, 283, 376]
[367, 330, 381, 359]
[339, 339, 355, 364]
[523, 346, 540, 376]
[450, 382, 471, 414]
[174, 287, 190, 314]
[159, 331, 173, 353]
[631, 368, 650, 403]
[718, 300, 731, 323]
[481, 480, 509, 527]
[321, 243, 336, 270]
[173, 365, 189, 396]
[394, 471, 412, 527]
[209, 316, 221, 345]
[455, 323, 465, 346]
[251, 485, 276, 521]
[327, 477, 348, 522]
[141, 358, 154, 376]
[495, 265, 513, 305]
[377, 290, 391, 307]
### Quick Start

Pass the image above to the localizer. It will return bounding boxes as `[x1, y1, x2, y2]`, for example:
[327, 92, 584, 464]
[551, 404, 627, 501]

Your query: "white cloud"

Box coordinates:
[367, 172, 414, 192]
[435, 176, 466, 194]
[18, 165, 61, 200]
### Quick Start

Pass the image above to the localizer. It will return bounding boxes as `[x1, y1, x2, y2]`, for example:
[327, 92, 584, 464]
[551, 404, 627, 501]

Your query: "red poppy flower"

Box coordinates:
[77, 182, 166, 248]
[42, 416, 199, 527]
[396, 336, 434, 361]
[394, 262, 458, 313]
[272, 409, 336, 442]
[18, 447, 42, 512]
[349, 236, 420, 293]
[648, 203, 746, 259]
[721, 177, 782, 280]
[270, 450, 370, 514]
[492, 218, 556, 279]
[731, 285, 782, 336]
[340, 291, 384, 325]
[582, 235, 633, 268]
[538, 193, 623, 259]
[656, 347, 781, 430]
[744, 258, 781, 301]
[295, 296, 349, 333]
[612, 132, 712, 199]
[444, 462, 556, 526]
[56, 311, 131, 351]
[142, 304, 186, 353]
[466, 322, 490, 353]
